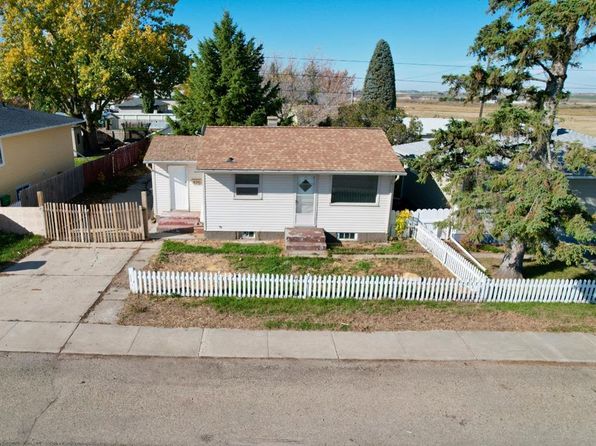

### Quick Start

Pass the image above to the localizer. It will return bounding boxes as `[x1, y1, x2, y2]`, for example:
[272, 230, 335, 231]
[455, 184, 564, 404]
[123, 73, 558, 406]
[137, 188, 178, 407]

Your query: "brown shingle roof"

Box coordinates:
[145, 127, 405, 174]
[144, 135, 201, 162]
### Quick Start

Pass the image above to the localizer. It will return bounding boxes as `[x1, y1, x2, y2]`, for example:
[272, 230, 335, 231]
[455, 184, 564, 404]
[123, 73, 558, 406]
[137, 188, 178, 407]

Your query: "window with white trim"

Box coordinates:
[331, 175, 378, 203]
[235, 174, 260, 198]
[337, 232, 356, 241]
[240, 231, 256, 239]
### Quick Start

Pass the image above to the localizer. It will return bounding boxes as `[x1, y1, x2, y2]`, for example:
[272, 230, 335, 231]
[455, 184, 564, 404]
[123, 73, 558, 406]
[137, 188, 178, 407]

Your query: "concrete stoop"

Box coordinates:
[157, 211, 202, 234]
[285, 227, 327, 256]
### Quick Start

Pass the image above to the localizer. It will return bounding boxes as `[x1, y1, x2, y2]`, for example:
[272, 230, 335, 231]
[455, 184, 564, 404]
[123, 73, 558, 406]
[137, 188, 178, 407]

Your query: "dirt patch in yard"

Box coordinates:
[119, 294, 596, 332]
[151, 251, 451, 278]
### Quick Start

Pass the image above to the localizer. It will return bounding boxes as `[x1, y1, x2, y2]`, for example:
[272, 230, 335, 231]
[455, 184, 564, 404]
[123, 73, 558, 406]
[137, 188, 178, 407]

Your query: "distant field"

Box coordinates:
[400, 100, 596, 137]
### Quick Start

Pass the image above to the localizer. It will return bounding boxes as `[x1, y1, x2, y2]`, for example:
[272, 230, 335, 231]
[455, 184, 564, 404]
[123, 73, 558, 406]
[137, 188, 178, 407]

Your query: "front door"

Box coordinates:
[295, 175, 316, 226]
[169, 165, 189, 210]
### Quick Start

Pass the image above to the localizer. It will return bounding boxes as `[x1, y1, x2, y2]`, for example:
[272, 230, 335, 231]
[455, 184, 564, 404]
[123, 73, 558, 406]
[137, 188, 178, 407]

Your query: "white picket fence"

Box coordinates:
[128, 268, 596, 303]
[414, 222, 488, 283]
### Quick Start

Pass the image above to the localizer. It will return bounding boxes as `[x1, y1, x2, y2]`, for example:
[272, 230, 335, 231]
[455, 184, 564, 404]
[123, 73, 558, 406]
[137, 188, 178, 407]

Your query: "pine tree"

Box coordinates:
[171, 12, 280, 134]
[362, 40, 396, 109]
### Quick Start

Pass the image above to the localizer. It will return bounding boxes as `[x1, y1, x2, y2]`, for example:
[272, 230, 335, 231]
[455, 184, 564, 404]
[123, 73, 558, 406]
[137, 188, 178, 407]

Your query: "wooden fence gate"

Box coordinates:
[43, 202, 147, 242]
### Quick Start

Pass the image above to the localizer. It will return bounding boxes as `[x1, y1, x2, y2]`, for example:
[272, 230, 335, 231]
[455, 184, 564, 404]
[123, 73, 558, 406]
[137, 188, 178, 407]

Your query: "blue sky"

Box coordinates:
[173, 0, 596, 93]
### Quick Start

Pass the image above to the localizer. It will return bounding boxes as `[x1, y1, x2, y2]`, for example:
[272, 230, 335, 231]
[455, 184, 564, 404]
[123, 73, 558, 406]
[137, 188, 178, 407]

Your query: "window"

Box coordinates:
[337, 232, 356, 241]
[240, 231, 256, 239]
[235, 174, 260, 198]
[331, 175, 378, 204]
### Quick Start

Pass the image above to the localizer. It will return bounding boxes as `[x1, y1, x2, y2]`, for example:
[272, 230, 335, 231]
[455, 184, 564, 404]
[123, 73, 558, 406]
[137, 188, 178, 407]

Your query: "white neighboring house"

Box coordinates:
[107, 97, 176, 132]
[144, 126, 406, 241]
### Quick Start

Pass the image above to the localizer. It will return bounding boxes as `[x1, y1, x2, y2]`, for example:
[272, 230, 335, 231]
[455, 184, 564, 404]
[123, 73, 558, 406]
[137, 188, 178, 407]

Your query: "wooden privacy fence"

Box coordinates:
[20, 138, 149, 206]
[414, 222, 488, 284]
[44, 202, 146, 242]
[127, 269, 596, 303]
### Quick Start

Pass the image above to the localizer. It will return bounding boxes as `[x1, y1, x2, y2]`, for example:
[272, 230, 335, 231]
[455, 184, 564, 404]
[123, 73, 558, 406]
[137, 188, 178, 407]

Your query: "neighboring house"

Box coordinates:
[144, 126, 406, 241]
[107, 97, 175, 133]
[394, 118, 596, 214]
[112, 97, 171, 114]
[0, 105, 83, 205]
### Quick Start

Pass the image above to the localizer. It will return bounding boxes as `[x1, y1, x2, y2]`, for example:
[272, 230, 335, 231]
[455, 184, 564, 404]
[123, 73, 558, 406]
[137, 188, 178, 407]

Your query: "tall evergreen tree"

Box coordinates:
[171, 12, 280, 134]
[362, 39, 396, 109]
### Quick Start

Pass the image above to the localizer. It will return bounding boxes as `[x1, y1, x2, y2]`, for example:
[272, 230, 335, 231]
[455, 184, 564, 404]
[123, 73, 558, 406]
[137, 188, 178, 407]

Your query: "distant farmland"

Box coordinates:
[399, 100, 596, 137]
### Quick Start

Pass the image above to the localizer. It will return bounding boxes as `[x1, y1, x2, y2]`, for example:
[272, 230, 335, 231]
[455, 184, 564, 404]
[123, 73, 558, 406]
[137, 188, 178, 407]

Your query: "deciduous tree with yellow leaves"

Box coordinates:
[0, 0, 190, 151]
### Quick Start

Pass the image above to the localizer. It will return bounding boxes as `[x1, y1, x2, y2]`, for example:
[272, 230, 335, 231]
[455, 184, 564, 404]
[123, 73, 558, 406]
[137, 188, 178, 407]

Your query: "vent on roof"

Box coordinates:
[266, 116, 279, 127]
[226, 157, 235, 163]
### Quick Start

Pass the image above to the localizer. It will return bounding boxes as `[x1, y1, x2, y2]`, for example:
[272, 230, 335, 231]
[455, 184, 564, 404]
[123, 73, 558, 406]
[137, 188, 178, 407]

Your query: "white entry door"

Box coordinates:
[295, 175, 316, 226]
[168, 165, 189, 211]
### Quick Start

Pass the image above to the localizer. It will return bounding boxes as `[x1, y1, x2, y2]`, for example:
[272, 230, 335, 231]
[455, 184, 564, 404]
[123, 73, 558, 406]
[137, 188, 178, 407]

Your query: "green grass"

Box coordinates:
[161, 240, 281, 256]
[0, 231, 46, 269]
[228, 255, 339, 275]
[523, 261, 596, 280]
[179, 296, 595, 328]
[477, 243, 504, 253]
[74, 155, 103, 167]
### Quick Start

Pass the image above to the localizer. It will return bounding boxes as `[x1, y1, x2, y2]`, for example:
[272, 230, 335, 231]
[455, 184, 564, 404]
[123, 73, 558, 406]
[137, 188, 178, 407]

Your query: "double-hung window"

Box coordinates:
[235, 174, 260, 198]
[331, 175, 378, 204]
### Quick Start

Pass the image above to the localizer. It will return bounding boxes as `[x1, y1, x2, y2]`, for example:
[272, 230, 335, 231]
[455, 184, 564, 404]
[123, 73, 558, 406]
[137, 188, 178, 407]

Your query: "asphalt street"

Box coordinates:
[1, 353, 595, 445]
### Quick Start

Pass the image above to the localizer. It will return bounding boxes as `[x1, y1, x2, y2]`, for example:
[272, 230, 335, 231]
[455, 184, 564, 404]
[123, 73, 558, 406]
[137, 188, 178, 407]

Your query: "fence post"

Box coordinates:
[141, 191, 149, 240]
[36, 191, 45, 207]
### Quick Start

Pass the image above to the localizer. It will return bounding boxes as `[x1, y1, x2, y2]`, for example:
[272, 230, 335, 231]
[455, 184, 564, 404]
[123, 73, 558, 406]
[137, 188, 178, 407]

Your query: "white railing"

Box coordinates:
[128, 268, 596, 303]
[414, 222, 488, 283]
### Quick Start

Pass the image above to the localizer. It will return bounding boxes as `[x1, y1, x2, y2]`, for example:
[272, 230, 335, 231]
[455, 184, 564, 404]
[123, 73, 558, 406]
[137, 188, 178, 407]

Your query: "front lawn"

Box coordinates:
[0, 231, 46, 270]
[328, 239, 423, 255]
[477, 257, 595, 280]
[119, 294, 596, 332]
[153, 240, 450, 278]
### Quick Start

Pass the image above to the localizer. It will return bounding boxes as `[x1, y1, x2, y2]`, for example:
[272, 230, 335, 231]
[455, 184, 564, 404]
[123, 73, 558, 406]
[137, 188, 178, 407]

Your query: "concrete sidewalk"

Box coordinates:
[1, 322, 594, 363]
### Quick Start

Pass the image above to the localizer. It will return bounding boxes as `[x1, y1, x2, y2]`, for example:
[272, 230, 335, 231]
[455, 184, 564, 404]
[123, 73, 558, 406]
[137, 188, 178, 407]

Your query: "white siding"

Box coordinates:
[188, 169, 203, 213]
[153, 163, 170, 215]
[204, 173, 295, 232]
[152, 163, 203, 216]
[316, 174, 394, 234]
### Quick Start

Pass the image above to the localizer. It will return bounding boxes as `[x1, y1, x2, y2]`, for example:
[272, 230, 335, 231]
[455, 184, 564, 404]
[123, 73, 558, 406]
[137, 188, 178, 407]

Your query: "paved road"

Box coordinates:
[1, 353, 595, 445]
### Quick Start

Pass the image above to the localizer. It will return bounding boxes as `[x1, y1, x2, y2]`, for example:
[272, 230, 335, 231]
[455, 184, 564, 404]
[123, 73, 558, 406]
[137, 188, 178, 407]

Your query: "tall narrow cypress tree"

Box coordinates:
[362, 40, 396, 109]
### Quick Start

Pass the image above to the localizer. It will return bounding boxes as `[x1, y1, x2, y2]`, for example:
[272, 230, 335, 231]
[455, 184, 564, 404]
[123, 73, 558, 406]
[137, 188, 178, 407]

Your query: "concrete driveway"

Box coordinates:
[0, 243, 140, 323]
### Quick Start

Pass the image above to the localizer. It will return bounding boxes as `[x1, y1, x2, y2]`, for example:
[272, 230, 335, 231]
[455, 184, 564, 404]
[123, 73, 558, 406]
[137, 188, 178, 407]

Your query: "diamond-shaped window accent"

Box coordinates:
[299, 179, 312, 192]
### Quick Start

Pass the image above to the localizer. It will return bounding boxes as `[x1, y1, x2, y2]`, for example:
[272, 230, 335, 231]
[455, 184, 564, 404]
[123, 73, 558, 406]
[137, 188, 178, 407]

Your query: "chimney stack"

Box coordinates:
[266, 116, 279, 127]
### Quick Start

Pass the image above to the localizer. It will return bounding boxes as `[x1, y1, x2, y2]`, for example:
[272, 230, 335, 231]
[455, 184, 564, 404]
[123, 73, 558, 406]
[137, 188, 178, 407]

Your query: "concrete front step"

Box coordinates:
[285, 227, 327, 254]
[286, 236, 326, 243]
[285, 243, 327, 251]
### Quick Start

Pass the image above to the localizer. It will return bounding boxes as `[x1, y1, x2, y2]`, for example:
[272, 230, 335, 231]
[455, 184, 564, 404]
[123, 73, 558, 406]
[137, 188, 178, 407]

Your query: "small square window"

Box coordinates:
[235, 174, 260, 197]
[337, 232, 356, 241]
[241, 231, 255, 239]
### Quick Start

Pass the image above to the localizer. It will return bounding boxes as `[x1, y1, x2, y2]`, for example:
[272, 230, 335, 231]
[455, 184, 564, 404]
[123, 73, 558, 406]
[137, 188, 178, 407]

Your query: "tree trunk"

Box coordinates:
[495, 239, 525, 279]
[84, 117, 99, 155]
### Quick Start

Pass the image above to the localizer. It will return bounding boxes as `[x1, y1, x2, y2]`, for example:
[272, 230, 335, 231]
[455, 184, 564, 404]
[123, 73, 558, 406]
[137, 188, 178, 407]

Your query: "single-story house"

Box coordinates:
[144, 126, 406, 241]
[0, 105, 84, 205]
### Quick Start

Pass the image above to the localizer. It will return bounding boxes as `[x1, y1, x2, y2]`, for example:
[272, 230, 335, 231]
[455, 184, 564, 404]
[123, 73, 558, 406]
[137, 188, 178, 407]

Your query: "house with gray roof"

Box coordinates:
[0, 105, 83, 205]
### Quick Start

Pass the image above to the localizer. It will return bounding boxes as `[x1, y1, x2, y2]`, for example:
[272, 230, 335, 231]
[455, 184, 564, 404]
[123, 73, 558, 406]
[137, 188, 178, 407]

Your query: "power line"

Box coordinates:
[265, 55, 596, 72]
[267, 70, 596, 91]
